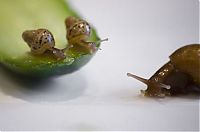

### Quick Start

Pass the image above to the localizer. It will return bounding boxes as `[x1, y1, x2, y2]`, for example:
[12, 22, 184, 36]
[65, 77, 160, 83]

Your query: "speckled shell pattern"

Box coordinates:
[31, 29, 55, 51]
[22, 29, 55, 54]
[67, 20, 91, 40]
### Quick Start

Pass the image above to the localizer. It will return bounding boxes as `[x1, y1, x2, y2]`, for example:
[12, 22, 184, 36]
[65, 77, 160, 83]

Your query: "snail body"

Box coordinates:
[65, 16, 108, 54]
[22, 29, 66, 60]
[127, 44, 200, 97]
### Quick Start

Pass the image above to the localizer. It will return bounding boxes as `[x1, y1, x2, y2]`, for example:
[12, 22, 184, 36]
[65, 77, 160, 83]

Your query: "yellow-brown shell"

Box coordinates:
[65, 17, 91, 42]
[22, 29, 55, 54]
[170, 44, 200, 86]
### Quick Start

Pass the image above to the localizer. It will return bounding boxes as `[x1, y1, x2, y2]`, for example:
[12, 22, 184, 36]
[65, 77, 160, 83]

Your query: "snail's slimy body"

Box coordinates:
[128, 44, 200, 97]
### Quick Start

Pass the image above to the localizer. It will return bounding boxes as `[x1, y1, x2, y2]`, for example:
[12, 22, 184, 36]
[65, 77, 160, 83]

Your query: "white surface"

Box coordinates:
[0, 0, 199, 131]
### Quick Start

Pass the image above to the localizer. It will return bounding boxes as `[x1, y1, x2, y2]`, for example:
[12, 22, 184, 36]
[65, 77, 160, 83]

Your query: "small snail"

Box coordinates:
[22, 29, 66, 60]
[127, 44, 200, 97]
[65, 16, 108, 54]
[22, 17, 107, 59]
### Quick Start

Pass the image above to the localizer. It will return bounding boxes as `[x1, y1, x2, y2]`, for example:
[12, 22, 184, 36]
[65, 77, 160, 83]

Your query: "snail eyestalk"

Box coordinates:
[127, 73, 148, 85]
[96, 38, 108, 43]
[127, 73, 171, 89]
[94, 38, 108, 51]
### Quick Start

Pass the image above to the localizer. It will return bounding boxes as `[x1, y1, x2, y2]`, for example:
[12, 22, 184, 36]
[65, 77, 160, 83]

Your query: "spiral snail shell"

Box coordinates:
[65, 16, 108, 54]
[22, 29, 66, 60]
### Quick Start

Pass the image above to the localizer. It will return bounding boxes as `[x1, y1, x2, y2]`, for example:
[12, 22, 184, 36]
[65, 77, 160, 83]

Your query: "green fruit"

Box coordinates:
[0, 0, 100, 77]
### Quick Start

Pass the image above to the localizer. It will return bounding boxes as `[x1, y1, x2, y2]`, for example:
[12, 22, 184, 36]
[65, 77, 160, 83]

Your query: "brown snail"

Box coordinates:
[65, 16, 108, 54]
[127, 44, 200, 97]
[22, 17, 108, 59]
[22, 29, 67, 60]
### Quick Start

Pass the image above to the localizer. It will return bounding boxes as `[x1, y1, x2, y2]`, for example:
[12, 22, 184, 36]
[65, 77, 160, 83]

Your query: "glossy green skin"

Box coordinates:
[0, 0, 100, 77]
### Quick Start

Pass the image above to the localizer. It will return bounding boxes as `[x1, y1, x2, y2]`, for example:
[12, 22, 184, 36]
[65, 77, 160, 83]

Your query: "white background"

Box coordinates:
[0, 0, 199, 131]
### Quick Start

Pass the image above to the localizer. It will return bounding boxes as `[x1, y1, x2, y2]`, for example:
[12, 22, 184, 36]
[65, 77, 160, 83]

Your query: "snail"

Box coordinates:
[65, 16, 108, 54]
[127, 44, 200, 97]
[22, 29, 67, 60]
[22, 17, 107, 59]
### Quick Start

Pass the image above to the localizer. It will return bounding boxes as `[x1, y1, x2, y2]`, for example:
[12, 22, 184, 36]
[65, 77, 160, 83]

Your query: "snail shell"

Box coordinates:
[22, 29, 55, 54]
[22, 29, 66, 60]
[170, 44, 200, 85]
[127, 44, 200, 97]
[65, 16, 108, 54]
[65, 16, 91, 42]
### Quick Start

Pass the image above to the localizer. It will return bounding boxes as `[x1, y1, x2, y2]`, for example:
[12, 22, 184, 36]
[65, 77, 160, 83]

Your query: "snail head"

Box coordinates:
[127, 73, 171, 97]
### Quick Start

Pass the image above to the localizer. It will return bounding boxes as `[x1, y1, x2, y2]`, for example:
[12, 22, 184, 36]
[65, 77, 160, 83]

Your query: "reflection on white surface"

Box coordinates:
[0, 68, 87, 102]
[0, 0, 199, 131]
